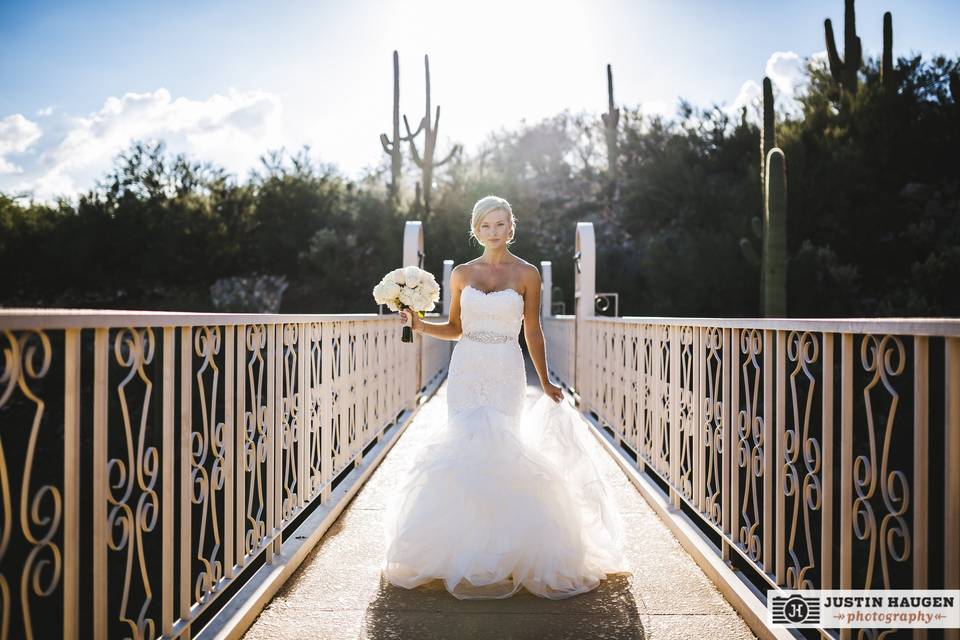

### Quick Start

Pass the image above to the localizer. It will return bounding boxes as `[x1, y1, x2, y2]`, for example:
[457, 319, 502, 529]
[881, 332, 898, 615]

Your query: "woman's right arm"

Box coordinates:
[401, 268, 464, 341]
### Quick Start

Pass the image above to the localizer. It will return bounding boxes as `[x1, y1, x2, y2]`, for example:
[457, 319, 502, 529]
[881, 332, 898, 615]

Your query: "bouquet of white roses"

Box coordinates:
[372, 266, 440, 343]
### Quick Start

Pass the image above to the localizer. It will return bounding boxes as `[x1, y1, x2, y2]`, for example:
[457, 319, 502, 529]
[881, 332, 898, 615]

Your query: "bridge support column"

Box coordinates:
[540, 261, 552, 319]
[403, 221, 424, 409]
[575, 222, 595, 413]
[442, 259, 454, 317]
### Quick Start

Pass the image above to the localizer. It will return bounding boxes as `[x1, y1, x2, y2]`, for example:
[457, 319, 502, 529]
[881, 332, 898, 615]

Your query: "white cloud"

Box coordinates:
[36, 106, 54, 117]
[0, 114, 43, 174]
[730, 80, 763, 113]
[2, 87, 287, 203]
[726, 50, 822, 124]
[765, 51, 806, 98]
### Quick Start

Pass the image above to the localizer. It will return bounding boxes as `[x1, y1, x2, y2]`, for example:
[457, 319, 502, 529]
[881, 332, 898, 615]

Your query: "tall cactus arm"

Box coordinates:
[601, 64, 620, 129]
[847, 5, 862, 72]
[402, 114, 426, 168]
[824, 0, 862, 94]
[761, 77, 775, 192]
[607, 64, 616, 113]
[380, 134, 394, 154]
[824, 18, 845, 83]
[881, 11, 895, 89]
[434, 143, 462, 167]
[401, 113, 426, 142]
[764, 147, 788, 318]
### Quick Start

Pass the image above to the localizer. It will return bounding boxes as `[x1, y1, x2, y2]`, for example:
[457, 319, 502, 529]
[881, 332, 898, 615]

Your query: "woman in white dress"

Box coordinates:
[381, 195, 631, 599]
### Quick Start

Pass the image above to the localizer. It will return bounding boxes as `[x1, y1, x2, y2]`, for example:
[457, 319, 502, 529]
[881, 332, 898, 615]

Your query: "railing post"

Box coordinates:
[774, 329, 786, 584]
[670, 325, 681, 509]
[721, 327, 731, 563]
[234, 325, 247, 574]
[225, 325, 236, 579]
[64, 329, 80, 640]
[693, 326, 702, 509]
[403, 220, 423, 407]
[730, 327, 741, 548]
[442, 259, 453, 317]
[946, 337, 960, 640]
[574, 222, 595, 410]
[839, 332, 853, 640]
[180, 325, 194, 630]
[914, 336, 929, 594]
[93, 328, 108, 638]
[762, 329, 774, 578]
[162, 326, 176, 635]
[540, 261, 552, 319]
[266, 324, 277, 562]
[822, 332, 835, 590]
[297, 323, 308, 511]
[320, 322, 333, 505]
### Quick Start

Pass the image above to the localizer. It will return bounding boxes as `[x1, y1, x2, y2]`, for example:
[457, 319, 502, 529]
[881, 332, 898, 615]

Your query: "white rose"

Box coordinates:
[403, 266, 421, 286]
[372, 282, 392, 305]
[411, 290, 430, 310]
[391, 268, 407, 284]
[382, 281, 401, 299]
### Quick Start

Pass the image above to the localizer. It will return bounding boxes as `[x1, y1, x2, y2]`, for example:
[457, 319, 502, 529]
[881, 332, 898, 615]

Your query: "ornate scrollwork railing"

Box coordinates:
[548, 315, 960, 638]
[0, 309, 445, 639]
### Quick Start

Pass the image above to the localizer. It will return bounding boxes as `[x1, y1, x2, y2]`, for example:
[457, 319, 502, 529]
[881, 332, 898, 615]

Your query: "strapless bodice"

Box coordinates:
[459, 285, 523, 340]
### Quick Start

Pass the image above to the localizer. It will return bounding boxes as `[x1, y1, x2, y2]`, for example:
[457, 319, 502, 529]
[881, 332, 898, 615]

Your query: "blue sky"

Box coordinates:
[1, 0, 958, 203]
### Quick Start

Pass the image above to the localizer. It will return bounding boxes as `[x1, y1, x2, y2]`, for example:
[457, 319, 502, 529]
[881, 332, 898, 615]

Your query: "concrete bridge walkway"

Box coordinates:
[242, 356, 759, 640]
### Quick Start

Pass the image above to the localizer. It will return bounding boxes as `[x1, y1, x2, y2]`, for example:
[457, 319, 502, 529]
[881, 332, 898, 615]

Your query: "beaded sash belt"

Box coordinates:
[462, 330, 514, 344]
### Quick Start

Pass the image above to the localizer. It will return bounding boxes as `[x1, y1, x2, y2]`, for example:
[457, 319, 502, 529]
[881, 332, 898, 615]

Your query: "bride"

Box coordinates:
[381, 195, 632, 599]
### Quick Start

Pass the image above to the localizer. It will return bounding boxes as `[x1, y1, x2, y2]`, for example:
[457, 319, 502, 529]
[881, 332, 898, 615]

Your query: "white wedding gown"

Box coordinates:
[381, 284, 631, 599]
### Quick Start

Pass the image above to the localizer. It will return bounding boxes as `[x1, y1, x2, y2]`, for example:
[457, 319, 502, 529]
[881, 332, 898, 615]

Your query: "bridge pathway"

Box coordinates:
[243, 356, 758, 640]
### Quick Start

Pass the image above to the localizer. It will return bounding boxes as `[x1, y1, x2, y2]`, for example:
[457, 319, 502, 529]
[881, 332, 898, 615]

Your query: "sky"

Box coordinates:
[1, 0, 958, 204]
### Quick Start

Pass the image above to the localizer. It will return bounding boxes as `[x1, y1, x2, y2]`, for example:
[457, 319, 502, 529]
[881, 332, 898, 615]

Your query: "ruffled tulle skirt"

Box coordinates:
[381, 391, 631, 600]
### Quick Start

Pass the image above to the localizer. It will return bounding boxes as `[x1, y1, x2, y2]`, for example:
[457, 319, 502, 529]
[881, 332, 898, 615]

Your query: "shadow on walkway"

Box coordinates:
[242, 352, 757, 640]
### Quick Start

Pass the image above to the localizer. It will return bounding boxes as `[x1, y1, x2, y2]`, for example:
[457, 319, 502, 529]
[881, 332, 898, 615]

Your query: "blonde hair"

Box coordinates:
[469, 195, 517, 246]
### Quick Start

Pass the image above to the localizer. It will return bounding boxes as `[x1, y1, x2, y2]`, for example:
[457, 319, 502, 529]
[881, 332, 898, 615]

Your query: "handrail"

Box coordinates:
[611, 315, 960, 337]
[0, 309, 448, 639]
[546, 314, 960, 639]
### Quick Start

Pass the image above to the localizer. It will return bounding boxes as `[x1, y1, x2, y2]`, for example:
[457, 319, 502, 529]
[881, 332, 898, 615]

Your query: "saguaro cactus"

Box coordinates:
[760, 77, 776, 204]
[881, 11, 896, 90]
[763, 148, 788, 317]
[601, 64, 620, 188]
[379, 51, 418, 206]
[949, 71, 959, 103]
[824, 0, 863, 96]
[403, 54, 462, 215]
[740, 86, 788, 316]
[740, 77, 776, 305]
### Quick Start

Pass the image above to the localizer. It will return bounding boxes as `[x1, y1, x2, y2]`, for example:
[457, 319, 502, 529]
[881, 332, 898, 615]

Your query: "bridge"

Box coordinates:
[0, 221, 957, 640]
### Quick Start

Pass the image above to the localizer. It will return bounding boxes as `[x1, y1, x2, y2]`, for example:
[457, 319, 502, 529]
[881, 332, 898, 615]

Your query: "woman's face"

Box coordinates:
[477, 209, 511, 247]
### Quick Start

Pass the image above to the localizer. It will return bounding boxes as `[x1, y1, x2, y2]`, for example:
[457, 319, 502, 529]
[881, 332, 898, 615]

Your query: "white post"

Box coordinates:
[575, 222, 596, 410]
[402, 221, 423, 269]
[575, 223, 596, 321]
[540, 261, 552, 319]
[402, 221, 424, 407]
[442, 259, 454, 317]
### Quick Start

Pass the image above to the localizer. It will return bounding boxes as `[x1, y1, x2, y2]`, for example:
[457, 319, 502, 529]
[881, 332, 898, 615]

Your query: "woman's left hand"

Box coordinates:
[542, 380, 564, 404]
